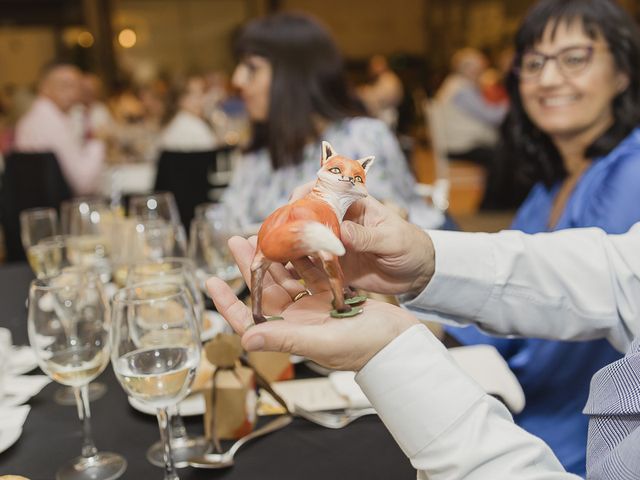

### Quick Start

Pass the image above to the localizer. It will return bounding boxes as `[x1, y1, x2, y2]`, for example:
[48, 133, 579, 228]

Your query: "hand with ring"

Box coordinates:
[206, 236, 418, 371]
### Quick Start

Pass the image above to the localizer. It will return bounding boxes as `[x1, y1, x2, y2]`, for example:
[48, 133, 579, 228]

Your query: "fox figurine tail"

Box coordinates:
[250, 141, 374, 324]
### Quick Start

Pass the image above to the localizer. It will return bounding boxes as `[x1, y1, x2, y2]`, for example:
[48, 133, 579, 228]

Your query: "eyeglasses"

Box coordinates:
[515, 45, 595, 80]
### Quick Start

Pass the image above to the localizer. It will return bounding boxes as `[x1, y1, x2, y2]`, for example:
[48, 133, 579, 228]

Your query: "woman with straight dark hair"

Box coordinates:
[221, 12, 436, 229]
[446, 0, 640, 475]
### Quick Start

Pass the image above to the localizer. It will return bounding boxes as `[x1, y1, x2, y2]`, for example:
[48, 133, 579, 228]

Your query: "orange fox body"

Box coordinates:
[257, 197, 341, 263]
[250, 142, 374, 324]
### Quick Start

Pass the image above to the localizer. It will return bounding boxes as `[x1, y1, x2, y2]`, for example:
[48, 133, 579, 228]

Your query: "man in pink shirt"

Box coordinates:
[14, 63, 105, 195]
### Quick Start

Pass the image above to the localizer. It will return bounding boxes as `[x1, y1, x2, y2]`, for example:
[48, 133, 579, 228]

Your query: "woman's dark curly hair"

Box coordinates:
[504, 0, 640, 189]
[234, 12, 364, 169]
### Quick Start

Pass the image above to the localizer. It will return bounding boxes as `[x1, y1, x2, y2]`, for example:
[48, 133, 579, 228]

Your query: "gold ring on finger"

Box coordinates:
[293, 290, 312, 302]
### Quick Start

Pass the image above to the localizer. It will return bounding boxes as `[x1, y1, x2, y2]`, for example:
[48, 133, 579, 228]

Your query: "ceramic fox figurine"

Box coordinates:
[250, 141, 374, 324]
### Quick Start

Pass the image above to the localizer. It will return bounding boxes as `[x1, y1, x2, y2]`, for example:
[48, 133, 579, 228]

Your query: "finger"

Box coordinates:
[289, 181, 315, 202]
[341, 221, 392, 254]
[343, 195, 387, 225]
[206, 277, 253, 335]
[241, 320, 318, 358]
[267, 262, 307, 299]
[290, 257, 329, 293]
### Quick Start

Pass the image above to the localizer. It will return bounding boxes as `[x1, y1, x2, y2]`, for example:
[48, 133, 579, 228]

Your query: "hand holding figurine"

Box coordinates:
[290, 183, 436, 297]
[206, 241, 418, 371]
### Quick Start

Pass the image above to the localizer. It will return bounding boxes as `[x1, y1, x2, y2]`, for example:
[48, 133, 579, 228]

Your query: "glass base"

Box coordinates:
[146, 435, 210, 468]
[56, 452, 127, 480]
[54, 383, 107, 406]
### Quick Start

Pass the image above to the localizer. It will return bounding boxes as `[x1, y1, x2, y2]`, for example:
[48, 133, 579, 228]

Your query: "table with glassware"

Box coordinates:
[0, 193, 416, 480]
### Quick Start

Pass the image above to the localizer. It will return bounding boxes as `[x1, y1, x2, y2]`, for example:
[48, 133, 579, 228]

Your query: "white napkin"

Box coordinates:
[329, 371, 371, 409]
[448, 345, 525, 414]
[8, 346, 38, 376]
[0, 404, 30, 430]
[1, 375, 51, 408]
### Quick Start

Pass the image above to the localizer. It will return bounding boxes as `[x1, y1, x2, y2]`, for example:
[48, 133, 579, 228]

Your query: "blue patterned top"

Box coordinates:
[446, 127, 640, 477]
[221, 117, 439, 228]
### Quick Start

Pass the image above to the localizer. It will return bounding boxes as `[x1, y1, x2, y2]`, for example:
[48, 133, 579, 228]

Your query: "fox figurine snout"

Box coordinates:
[250, 141, 374, 324]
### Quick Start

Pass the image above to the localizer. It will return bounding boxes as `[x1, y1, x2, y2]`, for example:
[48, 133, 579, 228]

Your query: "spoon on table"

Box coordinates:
[188, 415, 293, 469]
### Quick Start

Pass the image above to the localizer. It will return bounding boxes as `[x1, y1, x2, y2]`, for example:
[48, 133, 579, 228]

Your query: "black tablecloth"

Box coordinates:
[0, 263, 416, 480]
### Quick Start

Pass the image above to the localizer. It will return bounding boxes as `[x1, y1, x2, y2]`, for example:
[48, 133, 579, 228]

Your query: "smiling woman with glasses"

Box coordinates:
[444, 0, 640, 476]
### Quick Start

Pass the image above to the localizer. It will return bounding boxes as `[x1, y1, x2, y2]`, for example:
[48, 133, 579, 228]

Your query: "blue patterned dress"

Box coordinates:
[221, 117, 438, 228]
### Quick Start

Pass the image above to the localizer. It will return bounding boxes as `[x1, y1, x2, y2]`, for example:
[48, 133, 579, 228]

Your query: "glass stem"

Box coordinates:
[169, 407, 187, 440]
[74, 384, 98, 459]
[157, 407, 179, 480]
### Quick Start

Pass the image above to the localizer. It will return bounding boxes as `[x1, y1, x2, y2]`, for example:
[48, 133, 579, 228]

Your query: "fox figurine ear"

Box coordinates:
[358, 156, 375, 173]
[321, 141, 336, 166]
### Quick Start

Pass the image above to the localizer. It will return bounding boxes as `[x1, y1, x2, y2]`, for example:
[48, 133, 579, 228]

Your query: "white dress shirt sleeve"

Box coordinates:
[403, 225, 640, 353]
[356, 324, 579, 479]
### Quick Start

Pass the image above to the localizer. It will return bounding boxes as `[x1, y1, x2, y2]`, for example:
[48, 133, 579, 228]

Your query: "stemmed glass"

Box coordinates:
[20, 208, 62, 278]
[128, 192, 181, 226]
[188, 204, 244, 295]
[111, 283, 201, 480]
[125, 258, 209, 467]
[28, 268, 127, 480]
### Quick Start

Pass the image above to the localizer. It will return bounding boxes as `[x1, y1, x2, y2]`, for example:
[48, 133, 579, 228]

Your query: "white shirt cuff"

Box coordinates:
[356, 324, 485, 457]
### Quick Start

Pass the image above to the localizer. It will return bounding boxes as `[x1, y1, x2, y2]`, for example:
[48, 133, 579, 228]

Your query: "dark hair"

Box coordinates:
[234, 12, 364, 169]
[503, 0, 640, 188]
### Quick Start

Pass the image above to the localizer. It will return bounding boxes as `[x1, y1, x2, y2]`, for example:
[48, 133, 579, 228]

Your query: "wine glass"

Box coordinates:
[20, 208, 60, 278]
[125, 258, 208, 467]
[28, 268, 127, 480]
[111, 283, 201, 480]
[188, 205, 244, 295]
[132, 219, 188, 261]
[128, 192, 181, 226]
[61, 198, 112, 282]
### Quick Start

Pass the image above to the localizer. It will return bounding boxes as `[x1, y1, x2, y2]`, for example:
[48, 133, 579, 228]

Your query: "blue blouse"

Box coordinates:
[446, 127, 640, 477]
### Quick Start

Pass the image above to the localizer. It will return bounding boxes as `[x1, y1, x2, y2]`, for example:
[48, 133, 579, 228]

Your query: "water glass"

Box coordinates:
[28, 268, 126, 480]
[111, 283, 201, 480]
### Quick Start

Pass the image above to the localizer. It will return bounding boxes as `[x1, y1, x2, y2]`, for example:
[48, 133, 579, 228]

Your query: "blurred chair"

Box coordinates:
[423, 98, 485, 215]
[153, 147, 235, 231]
[0, 151, 72, 262]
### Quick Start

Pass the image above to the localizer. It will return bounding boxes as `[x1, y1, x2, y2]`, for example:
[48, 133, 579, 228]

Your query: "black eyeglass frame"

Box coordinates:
[513, 45, 596, 80]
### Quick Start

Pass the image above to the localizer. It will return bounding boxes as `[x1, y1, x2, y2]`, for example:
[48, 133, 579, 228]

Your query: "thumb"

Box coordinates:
[341, 221, 385, 254]
[242, 321, 315, 357]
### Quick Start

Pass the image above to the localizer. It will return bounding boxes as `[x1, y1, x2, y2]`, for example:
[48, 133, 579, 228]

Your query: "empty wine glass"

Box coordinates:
[188, 205, 243, 294]
[129, 192, 181, 226]
[20, 208, 60, 278]
[111, 283, 201, 480]
[125, 258, 208, 467]
[28, 268, 127, 480]
[132, 219, 188, 261]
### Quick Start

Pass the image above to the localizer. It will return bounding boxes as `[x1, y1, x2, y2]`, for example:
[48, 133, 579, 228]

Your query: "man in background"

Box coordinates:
[15, 63, 105, 195]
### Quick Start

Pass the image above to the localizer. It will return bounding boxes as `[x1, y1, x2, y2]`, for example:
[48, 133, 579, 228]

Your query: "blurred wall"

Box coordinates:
[280, 0, 427, 57]
[0, 28, 56, 87]
[113, 0, 253, 83]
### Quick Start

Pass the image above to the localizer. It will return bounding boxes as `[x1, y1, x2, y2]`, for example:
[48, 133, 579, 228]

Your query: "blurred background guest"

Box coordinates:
[435, 47, 508, 166]
[357, 54, 404, 131]
[160, 75, 218, 151]
[14, 62, 105, 195]
[445, 0, 640, 475]
[222, 12, 437, 230]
